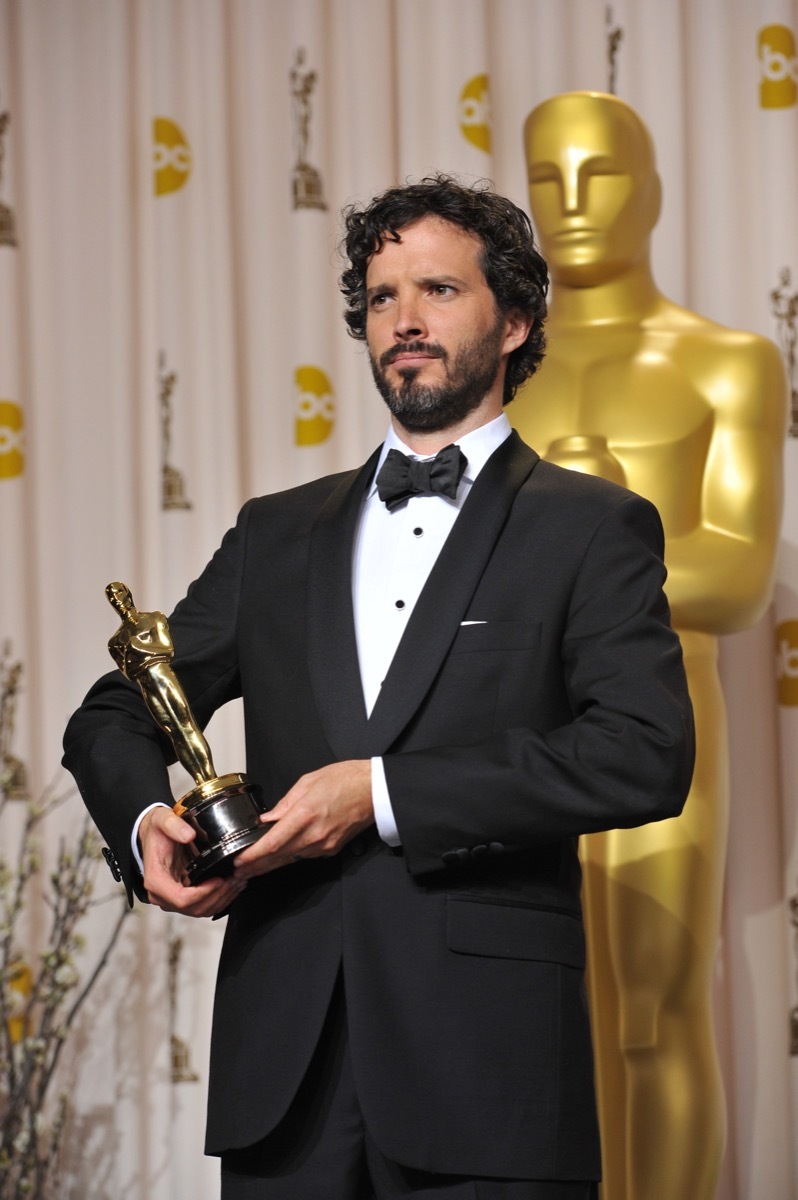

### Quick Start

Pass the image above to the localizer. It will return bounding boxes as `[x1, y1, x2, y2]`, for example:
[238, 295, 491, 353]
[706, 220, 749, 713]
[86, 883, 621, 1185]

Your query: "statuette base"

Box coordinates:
[176, 772, 270, 885]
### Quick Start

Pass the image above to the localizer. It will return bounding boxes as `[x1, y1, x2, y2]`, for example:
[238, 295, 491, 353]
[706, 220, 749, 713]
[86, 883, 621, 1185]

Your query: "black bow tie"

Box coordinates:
[376, 444, 468, 512]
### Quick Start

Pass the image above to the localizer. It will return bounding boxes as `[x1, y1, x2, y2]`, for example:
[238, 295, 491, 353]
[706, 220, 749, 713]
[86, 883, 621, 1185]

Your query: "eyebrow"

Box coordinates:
[366, 274, 471, 300]
[528, 153, 624, 180]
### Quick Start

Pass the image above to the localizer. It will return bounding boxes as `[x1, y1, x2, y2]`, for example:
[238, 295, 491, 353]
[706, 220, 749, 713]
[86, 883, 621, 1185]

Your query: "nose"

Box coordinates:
[393, 293, 428, 342]
[560, 149, 588, 215]
[561, 170, 584, 215]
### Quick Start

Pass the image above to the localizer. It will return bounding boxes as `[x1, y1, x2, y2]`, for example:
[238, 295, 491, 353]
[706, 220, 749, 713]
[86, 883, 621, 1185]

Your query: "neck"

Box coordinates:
[547, 259, 663, 326]
[392, 399, 503, 455]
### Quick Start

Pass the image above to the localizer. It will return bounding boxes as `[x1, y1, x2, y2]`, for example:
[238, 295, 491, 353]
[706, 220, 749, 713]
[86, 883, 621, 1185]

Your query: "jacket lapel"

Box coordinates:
[306, 448, 379, 760]
[365, 431, 539, 752]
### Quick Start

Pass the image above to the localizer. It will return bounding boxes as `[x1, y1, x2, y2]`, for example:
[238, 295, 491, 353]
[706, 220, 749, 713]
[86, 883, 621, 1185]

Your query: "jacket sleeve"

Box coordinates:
[384, 491, 696, 876]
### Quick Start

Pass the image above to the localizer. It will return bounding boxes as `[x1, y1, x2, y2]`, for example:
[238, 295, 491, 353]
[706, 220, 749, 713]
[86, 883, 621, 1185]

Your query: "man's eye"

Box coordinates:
[432, 284, 454, 297]
[369, 293, 391, 309]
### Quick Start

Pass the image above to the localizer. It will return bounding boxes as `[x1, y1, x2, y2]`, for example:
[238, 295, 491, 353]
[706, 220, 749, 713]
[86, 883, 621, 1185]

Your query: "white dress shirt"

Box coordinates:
[354, 413, 513, 844]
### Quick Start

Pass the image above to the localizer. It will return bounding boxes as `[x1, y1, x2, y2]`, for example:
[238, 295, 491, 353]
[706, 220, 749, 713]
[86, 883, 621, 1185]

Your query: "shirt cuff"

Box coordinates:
[371, 756, 401, 846]
[131, 801, 171, 874]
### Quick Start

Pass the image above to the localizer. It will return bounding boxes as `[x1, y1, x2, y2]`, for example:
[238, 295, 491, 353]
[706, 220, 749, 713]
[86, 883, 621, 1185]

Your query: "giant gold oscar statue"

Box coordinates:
[514, 92, 786, 1200]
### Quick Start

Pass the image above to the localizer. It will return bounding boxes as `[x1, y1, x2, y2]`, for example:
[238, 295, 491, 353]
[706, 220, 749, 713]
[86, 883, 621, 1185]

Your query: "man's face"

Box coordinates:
[524, 95, 660, 286]
[365, 216, 520, 434]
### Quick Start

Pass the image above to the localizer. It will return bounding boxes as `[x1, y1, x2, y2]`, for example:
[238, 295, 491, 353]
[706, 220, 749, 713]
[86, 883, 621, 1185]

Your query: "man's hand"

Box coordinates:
[139, 805, 247, 917]
[233, 759, 374, 880]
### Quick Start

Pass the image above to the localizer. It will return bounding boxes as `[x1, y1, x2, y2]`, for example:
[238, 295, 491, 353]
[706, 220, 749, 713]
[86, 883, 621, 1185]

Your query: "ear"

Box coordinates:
[502, 309, 534, 357]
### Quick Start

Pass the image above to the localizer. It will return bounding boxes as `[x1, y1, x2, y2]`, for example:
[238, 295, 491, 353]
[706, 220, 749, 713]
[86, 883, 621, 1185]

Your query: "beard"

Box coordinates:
[369, 317, 506, 433]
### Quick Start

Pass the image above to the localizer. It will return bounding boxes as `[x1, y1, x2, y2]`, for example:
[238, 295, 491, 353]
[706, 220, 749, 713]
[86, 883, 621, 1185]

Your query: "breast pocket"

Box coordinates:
[449, 619, 542, 654]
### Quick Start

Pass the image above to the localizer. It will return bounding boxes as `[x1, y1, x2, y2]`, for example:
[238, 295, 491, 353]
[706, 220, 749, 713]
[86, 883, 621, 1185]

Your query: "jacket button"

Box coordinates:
[471, 843, 489, 859]
[102, 847, 122, 881]
[488, 842, 505, 856]
[349, 836, 366, 857]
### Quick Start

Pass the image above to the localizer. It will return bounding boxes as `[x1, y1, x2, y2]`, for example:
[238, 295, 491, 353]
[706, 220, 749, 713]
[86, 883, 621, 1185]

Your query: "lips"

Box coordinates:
[380, 341, 446, 370]
[553, 227, 599, 241]
[391, 352, 438, 367]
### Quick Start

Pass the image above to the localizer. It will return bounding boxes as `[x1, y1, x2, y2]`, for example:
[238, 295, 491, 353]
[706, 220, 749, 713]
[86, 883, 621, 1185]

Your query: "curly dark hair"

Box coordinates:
[339, 174, 548, 404]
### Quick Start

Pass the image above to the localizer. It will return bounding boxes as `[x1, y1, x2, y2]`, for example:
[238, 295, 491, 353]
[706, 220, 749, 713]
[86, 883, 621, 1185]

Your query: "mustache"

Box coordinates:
[379, 341, 447, 370]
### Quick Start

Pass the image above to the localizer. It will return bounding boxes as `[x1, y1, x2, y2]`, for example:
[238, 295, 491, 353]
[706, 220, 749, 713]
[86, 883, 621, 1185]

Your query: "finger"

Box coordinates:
[148, 872, 246, 917]
[237, 807, 312, 864]
[147, 806, 197, 846]
[164, 811, 197, 843]
[190, 875, 248, 917]
[232, 831, 306, 880]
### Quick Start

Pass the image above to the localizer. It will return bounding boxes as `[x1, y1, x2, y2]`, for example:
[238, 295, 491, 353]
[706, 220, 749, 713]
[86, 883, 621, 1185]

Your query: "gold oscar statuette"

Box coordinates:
[105, 582, 270, 884]
[517, 90, 786, 1200]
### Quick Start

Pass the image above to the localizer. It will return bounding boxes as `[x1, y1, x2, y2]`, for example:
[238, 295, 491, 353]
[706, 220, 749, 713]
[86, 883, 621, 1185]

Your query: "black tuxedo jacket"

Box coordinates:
[63, 431, 694, 1181]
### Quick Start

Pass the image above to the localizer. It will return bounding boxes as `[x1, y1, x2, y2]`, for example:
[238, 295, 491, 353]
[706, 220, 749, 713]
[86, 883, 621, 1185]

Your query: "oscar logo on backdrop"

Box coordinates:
[458, 74, 491, 153]
[153, 117, 192, 196]
[759, 25, 798, 109]
[6, 961, 32, 1045]
[515, 90, 787, 1200]
[294, 364, 335, 446]
[290, 48, 326, 211]
[776, 620, 798, 707]
[0, 400, 24, 480]
[0, 100, 17, 247]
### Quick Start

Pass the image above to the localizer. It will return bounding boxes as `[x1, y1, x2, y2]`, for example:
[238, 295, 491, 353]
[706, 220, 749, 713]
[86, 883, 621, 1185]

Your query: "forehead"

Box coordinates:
[365, 216, 484, 281]
[525, 98, 654, 179]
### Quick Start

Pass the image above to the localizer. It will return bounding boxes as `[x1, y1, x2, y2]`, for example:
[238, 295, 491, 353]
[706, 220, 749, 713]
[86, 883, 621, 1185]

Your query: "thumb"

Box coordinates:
[146, 805, 196, 844]
[166, 810, 196, 842]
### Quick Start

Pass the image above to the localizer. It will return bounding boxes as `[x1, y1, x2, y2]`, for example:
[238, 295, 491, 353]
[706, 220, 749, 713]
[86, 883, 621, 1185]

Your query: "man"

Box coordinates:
[63, 175, 694, 1200]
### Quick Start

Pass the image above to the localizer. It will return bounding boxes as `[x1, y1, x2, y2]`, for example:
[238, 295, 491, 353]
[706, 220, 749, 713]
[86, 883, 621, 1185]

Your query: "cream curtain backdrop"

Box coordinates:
[1, 1, 796, 1197]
